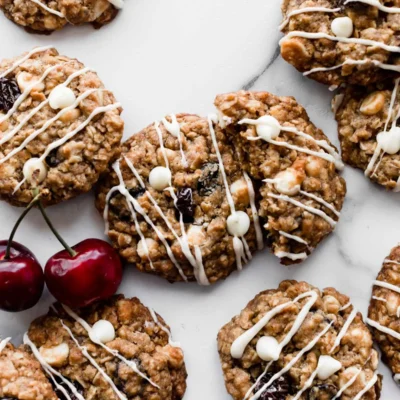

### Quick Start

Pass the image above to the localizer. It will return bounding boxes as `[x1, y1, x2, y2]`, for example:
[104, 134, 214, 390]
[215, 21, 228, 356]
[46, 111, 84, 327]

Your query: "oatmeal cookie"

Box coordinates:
[335, 79, 400, 190]
[368, 245, 400, 385]
[280, 0, 400, 86]
[215, 91, 346, 265]
[0, 47, 123, 207]
[96, 114, 263, 284]
[25, 295, 187, 400]
[0, 339, 58, 399]
[0, 0, 122, 33]
[218, 280, 382, 400]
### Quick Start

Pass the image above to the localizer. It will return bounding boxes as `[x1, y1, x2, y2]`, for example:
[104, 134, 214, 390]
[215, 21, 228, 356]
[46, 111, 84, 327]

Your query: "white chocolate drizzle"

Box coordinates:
[384, 258, 400, 265]
[278, 230, 308, 246]
[268, 192, 337, 227]
[231, 291, 318, 359]
[279, 7, 341, 30]
[373, 279, 400, 295]
[250, 321, 334, 400]
[372, 296, 387, 303]
[367, 317, 400, 340]
[149, 307, 181, 348]
[300, 190, 341, 217]
[239, 117, 344, 170]
[0, 337, 11, 353]
[353, 374, 378, 400]
[344, 0, 400, 13]
[280, 31, 400, 54]
[162, 115, 188, 167]
[340, 301, 352, 311]
[330, 307, 358, 353]
[0, 46, 54, 79]
[275, 251, 308, 261]
[208, 114, 250, 270]
[23, 333, 85, 400]
[243, 171, 263, 250]
[61, 304, 158, 387]
[31, 0, 65, 18]
[59, 320, 127, 400]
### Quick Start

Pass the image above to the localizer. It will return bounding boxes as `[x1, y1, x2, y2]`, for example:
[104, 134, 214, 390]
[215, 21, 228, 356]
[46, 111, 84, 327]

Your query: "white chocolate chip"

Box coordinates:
[227, 211, 251, 237]
[317, 355, 342, 380]
[137, 238, 157, 258]
[230, 179, 247, 196]
[256, 116, 281, 141]
[273, 169, 301, 195]
[256, 336, 281, 361]
[331, 17, 353, 38]
[49, 85, 76, 110]
[149, 166, 171, 191]
[186, 225, 206, 246]
[23, 158, 47, 184]
[39, 343, 69, 367]
[360, 92, 385, 116]
[89, 320, 116, 344]
[377, 127, 400, 155]
[17, 72, 45, 93]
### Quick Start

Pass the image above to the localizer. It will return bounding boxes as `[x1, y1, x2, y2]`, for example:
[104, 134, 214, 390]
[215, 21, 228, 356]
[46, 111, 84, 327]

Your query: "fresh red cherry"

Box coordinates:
[45, 239, 123, 309]
[0, 241, 44, 312]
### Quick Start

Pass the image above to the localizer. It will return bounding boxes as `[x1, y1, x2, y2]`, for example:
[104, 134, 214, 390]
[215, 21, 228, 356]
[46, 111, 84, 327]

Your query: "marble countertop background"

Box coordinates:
[0, 0, 398, 398]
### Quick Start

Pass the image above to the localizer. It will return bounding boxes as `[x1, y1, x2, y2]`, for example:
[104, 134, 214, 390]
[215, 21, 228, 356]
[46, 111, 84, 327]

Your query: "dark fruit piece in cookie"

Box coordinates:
[308, 384, 338, 400]
[254, 373, 290, 400]
[176, 188, 195, 222]
[0, 78, 20, 112]
[52, 378, 84, 400]
[197, 163, 219, 196]
[45, 149, 62, 168]
[128, 186, 146, 198]
[45, 239, 122, 309]
[0, 241, 44, 312]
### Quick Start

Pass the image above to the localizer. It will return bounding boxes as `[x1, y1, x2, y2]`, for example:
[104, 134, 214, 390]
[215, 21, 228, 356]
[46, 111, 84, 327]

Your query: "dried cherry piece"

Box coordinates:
[254, 373, 290, 400]
[0, 78, 21, 112]
[197, 163, 219, 196]
[176, 188, 195, 223]
[129, 187, 145, 198]
[45, 149, 62, 167]
[308, 383, 338, 400]
[52, 378, 84, 400]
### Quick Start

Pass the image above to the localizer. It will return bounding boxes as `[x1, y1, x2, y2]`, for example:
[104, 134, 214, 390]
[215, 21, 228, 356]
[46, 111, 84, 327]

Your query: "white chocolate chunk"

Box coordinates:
[108, 0, 124, 9]
[149, 166, 171, 190]
[39, 343, 69, 367]
[137, 238, 157, 258]
[256, 336, 281, 361]
[23, 158, 47, 184]
[274, 170, 301, 195]
[230, 179, 247, 196]
[17, 71, 45, 92]
[377, 127, 400, 155]
[49, 85, 76, 110]
[255, 116, 281, 141]
[227, 211, 251, 237]
[186, 225, 206, 246]
[89, 320, 116, 344]
[331, 17, 353, 38]
[317, 355, 342, 380]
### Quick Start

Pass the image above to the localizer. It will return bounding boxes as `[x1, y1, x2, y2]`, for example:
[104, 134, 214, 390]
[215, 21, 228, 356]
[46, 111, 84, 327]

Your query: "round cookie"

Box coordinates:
[25, 295, 187, 400]
[0, 47, 123, 207]
[280, 0, 400, 87]
[0, 339, 58, 399]
[335, 79, 400, 190]
[217, 280, 381, 400]
[0, 0, 122, 33]
[368, 245, 400, 385]
[96, 113, 263, 284]
[215, 91, 346, 265]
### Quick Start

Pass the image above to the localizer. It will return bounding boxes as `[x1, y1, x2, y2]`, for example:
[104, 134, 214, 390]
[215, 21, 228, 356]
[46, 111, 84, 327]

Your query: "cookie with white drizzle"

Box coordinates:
[0, 47, 123, 207]
[368, 245, 400, 386]
[215, 91, 346, 265]
[0, 338, 60, 399]
[25, 294, 187, 400]
[280, 0, 400, 86]
[0, 0, 123, 33]
[335, 79, 400, 190]
[95, 113, 262, 284]
[217, 280, 382, 400]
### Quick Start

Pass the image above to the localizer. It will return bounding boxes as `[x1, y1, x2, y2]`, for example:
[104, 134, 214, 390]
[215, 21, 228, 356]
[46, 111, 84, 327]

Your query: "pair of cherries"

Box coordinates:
[0, 194, 122, 312]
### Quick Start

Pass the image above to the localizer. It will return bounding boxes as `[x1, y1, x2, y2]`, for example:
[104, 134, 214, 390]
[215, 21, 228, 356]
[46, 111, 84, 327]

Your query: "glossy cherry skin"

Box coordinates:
[0, 241, 44, 312]
[45, 239, 123, 309]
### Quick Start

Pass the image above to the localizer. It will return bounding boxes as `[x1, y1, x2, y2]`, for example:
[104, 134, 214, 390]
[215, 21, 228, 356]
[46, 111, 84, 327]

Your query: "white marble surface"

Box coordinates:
[0, 0, 398, 398]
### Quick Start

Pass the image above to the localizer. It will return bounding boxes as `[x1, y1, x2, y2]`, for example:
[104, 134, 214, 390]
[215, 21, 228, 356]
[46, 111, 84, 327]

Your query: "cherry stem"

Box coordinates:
[5, 194, 41, 259]
[37, 201, 77, 258]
